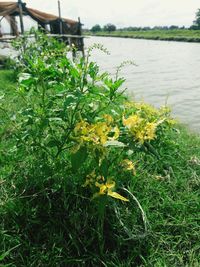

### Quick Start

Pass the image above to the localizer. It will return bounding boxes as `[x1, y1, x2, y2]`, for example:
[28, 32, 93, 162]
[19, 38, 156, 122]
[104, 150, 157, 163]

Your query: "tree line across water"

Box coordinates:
[90, 8, 200, 32]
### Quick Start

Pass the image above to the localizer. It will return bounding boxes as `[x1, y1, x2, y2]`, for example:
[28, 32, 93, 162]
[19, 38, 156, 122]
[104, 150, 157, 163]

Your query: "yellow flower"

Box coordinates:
[74, 120, 119, 147]
[135, 130, 145, 143]
[121, 159, 136, 175]
[166, 118, 177, 126]
[110, 126, 120, 140]
[74, 121, 89, 135]
[123, 115, 141, 129]
[93, 179, 129, 202]
[144, 122, 157, 140]
[95, 122, 111, 145]
[103, 114, 114, 124]
[123, 114, 158, 143]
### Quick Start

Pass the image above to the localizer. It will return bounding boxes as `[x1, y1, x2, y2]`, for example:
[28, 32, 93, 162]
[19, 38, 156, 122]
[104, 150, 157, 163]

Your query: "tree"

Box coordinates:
[193, 8, 200, 29]
[169, 25, 179, 30]
[91, 24, 101, 33]
[103, 23, 116, 32]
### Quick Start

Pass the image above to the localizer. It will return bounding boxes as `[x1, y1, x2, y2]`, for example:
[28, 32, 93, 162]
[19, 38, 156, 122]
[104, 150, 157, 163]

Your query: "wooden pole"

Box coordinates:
[58, 0, 62, 34]
[18, 0, 24, 34]
[78, 17, 84, 57]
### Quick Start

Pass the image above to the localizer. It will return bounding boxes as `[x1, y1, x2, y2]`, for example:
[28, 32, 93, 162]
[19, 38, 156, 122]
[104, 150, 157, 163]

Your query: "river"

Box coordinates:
[85, 36, 200, 132]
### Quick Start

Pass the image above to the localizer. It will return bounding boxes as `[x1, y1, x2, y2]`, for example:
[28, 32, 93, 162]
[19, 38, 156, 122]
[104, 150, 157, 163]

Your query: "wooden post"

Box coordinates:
[58, 0, 62, 34]
[78, 17, 84, 57]
[18, 0, 24, 34]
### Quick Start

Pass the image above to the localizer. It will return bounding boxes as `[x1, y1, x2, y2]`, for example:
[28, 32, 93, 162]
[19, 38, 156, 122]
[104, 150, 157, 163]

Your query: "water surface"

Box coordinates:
[85, 36, 200, 132]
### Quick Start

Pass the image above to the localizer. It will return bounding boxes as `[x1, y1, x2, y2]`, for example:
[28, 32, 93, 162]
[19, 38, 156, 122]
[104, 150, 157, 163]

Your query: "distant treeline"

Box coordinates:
[88, 24, 199, 33]
[88, 8, 200, 32]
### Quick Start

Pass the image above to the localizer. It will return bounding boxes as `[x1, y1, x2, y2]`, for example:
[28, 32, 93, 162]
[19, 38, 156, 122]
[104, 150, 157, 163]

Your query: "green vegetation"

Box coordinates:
[87, 29, 200, 42]
[91, 24, 117, 33]
[91, 24, 102, 33]
[192, 8, 200, 29]
[0, 32, 200, 266]
[103, 23, 116, 32]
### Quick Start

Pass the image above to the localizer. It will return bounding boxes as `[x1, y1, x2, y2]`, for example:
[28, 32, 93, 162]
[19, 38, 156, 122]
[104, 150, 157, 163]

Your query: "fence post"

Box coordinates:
[18, 0, 24, 34]
[58, 0, 63, 34]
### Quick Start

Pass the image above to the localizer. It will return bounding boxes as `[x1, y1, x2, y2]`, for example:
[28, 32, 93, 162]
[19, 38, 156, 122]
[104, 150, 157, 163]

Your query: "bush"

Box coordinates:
[0, 30, 182, 266]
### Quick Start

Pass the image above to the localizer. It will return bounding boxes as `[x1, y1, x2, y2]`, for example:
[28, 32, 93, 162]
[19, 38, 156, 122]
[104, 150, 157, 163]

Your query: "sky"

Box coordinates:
[1, 0, 200, 29]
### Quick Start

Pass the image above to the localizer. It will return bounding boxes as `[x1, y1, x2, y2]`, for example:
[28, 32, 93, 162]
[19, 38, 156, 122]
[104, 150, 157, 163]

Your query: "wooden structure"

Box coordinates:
[0, 1, 84, 54]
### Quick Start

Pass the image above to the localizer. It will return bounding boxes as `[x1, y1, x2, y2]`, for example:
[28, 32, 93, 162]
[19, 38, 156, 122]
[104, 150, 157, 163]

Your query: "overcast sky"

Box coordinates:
[2, 0, 200, 28]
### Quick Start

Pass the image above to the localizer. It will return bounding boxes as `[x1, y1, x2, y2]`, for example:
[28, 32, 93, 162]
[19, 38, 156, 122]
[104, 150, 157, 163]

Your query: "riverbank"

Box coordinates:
[86, 29, 200, 43]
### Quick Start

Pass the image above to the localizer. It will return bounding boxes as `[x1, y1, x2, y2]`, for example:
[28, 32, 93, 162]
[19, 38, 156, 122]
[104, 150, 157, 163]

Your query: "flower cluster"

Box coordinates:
[123, 114, 157, 143]
[73, 117, 120, 147]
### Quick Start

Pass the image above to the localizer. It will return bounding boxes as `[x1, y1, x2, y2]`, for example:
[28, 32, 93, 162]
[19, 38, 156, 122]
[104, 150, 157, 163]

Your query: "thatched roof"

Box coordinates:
[0, 1, 81, 35]
[0, 2, 78, 26]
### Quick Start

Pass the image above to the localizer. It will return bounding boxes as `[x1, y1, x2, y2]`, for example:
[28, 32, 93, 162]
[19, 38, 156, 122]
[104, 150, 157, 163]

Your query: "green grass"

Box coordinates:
[87, 29, 200, 42]
[0, 70, 19, 149]
[0, 70, 200, 266]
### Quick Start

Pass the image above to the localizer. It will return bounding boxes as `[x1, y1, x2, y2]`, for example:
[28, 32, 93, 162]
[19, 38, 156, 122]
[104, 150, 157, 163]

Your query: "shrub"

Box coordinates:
[0, 30, 176, 265]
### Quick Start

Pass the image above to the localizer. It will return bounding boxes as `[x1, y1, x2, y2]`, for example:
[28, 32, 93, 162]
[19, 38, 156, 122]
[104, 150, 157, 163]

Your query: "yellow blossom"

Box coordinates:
[123, 114, 158, 143]
[93, 179, 129, 202]
[144, 122, 157, 140]
[166, 118, 177, 126]
[123, 115, 141, 129]
[121, 159, 136, 175]
[110, 126, 120, 140]
[103, 114, 114, 124]
[74, 120, 120, 147]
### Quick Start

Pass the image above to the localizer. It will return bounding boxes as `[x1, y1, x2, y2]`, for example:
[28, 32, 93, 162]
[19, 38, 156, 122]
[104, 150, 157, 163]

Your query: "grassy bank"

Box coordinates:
[86, 29, 200, 43]
[1, 34, 200, 266]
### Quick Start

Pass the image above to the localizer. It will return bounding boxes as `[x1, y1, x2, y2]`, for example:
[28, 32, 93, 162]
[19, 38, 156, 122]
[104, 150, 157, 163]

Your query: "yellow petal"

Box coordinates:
[113, 126, 120, 140]
[103, 114, 113, 124]
[95, 182, 107, 194]
[106, 179, 115, 189]
[107, 190, 129, 202]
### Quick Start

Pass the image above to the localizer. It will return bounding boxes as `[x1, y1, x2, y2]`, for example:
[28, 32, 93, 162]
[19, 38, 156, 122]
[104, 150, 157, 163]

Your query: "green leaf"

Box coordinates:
[49, 117, 62, 122]
[0, 244, 20, 262]
[70, 68, 79, 79]
[113, 78, 125, 90]
[71, 146, 88, 171]
[0, 251, 9, 261]
[64, 94, 77, 108]
[19, 73, 37, 88]
[104, 141, 126, 147]
[100, 158, 109, 177]
[47, 140, 61, 148]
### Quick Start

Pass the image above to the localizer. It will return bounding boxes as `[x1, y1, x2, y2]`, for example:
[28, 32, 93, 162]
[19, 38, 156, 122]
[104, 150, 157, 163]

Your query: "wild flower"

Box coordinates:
[82, 171, 129, 202]
[121, 159, 136, 175]
[94, 179, 129, 201]
[73, 119, 120, 147]
[123, 114, 157, 143]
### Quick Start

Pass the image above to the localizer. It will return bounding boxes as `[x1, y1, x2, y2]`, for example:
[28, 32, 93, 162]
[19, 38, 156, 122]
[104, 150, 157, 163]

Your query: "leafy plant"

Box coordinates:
[0, 30, 181, 266]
